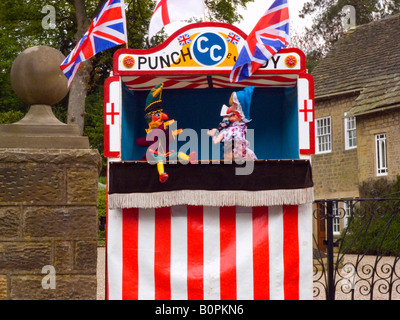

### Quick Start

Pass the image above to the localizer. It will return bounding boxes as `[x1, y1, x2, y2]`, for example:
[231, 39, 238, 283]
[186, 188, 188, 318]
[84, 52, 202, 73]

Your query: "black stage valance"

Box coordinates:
[108, 160, 314, 209]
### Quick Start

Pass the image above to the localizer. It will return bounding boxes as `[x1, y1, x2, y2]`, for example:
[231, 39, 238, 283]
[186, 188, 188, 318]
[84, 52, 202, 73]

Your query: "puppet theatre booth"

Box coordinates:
[105, 23, 315, 300]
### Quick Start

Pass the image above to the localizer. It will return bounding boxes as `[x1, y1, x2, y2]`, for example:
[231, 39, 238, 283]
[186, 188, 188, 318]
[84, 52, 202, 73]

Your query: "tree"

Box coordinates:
[294, 0, 400, 70]
[0, 0, 255, 135]
[68, 0, 256, 135]
[0, 0, 58, 115]
[66, 0, 108, 135]
[0, 0, 77, 118]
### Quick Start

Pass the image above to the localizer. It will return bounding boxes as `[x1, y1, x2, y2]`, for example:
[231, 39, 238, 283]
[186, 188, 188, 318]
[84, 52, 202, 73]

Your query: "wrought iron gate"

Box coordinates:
[313, 198, 400, 300]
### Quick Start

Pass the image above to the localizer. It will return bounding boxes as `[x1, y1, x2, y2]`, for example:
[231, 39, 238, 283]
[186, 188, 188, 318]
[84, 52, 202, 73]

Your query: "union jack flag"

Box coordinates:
[226, 32, 240, 45]
[230, 0, 290, 83]
[178, 33, 191, 46]
[60, 0, 127, 87]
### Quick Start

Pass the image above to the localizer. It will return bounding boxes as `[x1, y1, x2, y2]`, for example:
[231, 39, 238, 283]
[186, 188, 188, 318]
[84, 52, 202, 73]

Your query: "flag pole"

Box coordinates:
[122, 0, 129, 49]
[203, 0, 207, 22]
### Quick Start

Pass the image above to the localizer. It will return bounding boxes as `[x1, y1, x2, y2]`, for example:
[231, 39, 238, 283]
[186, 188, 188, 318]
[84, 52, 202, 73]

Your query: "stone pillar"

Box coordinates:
[0, 46, 101, 300]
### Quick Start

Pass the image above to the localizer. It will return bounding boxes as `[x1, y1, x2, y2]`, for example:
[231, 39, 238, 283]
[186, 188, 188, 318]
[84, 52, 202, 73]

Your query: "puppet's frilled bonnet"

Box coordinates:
[231, 86, 255, 123]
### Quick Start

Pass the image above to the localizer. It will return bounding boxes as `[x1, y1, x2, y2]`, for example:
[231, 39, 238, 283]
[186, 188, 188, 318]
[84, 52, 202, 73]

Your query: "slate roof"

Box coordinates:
[347, 73, 400, 116]
[312, 14, 400, 114]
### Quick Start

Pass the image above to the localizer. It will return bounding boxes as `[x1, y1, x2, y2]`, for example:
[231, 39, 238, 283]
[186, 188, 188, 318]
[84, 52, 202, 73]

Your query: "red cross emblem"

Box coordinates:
[154, 0, 170, 25]
[300, 99, 313, 122]
[106, 102, 119, 125]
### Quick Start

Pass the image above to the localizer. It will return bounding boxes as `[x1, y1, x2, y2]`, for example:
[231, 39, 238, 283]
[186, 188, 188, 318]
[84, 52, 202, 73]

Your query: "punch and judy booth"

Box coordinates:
[105, 22, 315, 300]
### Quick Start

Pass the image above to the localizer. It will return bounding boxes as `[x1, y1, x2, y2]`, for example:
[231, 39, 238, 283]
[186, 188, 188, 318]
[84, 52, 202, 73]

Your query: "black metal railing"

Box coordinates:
[313, 198, 400, 300]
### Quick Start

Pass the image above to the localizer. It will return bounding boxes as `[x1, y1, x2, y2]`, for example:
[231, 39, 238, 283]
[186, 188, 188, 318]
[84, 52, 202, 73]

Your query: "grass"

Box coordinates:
[98, 175, 107, 246]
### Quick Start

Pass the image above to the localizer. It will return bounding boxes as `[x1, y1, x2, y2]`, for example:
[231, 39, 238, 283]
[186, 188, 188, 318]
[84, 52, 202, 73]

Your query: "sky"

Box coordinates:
[236, 0, 312, 34]
[165, 0, 312, 36]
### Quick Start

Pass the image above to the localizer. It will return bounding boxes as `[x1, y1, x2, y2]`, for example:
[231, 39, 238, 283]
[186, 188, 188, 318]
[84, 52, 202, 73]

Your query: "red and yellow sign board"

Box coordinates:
[114, 22, 304, 75]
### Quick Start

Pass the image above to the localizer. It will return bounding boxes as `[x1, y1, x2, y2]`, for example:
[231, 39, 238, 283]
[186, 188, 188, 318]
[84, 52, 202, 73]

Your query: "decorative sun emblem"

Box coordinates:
[122, 55, 135, 69]
[285, 55, 297, 68]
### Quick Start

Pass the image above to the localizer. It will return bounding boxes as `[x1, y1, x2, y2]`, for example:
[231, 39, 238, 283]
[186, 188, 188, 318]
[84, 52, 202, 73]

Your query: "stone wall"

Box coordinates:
[0, 148, 101, 300]
[312, 94, 360, 200]
[356, 108, 400, 185]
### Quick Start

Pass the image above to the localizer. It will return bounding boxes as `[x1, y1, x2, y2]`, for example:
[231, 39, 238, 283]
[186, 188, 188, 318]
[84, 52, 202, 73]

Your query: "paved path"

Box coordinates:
[97, 247, 106, 300]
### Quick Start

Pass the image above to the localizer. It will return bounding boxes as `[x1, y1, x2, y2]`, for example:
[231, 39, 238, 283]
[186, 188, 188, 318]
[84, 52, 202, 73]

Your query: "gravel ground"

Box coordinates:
[313, 254, 400, 300]
[97, 248, 399, 300]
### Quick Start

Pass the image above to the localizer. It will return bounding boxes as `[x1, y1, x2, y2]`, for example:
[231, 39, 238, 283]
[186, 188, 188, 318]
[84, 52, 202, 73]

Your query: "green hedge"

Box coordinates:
[341, 176, 400, 256]
[0, 110, 25, 124]
[98, 180, 107, 245]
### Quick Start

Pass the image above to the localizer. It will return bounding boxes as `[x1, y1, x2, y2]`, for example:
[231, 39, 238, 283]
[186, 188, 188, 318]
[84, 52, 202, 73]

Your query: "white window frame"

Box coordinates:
[344, 115, 357, 150]
[315, 116, 332, 154]
[332, 201, 353, 235]
[375, 133, 388, 176]
[343, 201, 352, 229]
[332, 202, 340, 235]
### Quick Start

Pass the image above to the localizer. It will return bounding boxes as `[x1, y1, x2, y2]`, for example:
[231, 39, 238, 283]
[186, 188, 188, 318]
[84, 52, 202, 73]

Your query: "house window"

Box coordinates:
[375, 133, 388, 176]
[345, 116, 357, 149]
[333, 201, 340, 235]
[343, 201, 352, 229]
[332, 201, 353, 235]
[316, 117, 332, 154]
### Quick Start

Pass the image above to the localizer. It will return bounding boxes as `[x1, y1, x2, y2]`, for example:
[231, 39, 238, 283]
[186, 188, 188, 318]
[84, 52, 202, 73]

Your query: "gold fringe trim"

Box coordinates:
[108, 188, 314, 209]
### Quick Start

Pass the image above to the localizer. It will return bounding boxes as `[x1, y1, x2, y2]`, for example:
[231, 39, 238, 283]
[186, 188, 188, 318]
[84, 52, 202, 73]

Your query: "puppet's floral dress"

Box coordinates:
[220, 121, 257, 160]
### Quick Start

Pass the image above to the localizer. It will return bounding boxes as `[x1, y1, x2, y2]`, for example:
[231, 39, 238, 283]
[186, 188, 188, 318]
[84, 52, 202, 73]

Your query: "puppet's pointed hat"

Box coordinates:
[145, 83, 164, 115]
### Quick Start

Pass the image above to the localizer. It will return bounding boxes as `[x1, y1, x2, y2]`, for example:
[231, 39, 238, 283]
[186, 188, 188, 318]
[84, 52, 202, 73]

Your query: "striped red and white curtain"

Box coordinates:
[107, 204, 313, 300]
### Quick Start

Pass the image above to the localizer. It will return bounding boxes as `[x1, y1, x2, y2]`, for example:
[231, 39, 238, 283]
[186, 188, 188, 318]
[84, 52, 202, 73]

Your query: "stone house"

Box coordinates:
[310, 14, 400, 243]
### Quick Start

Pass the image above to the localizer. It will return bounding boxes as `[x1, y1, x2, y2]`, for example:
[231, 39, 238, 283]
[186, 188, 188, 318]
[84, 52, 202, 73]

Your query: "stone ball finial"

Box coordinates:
[10, 46, 69, 106]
